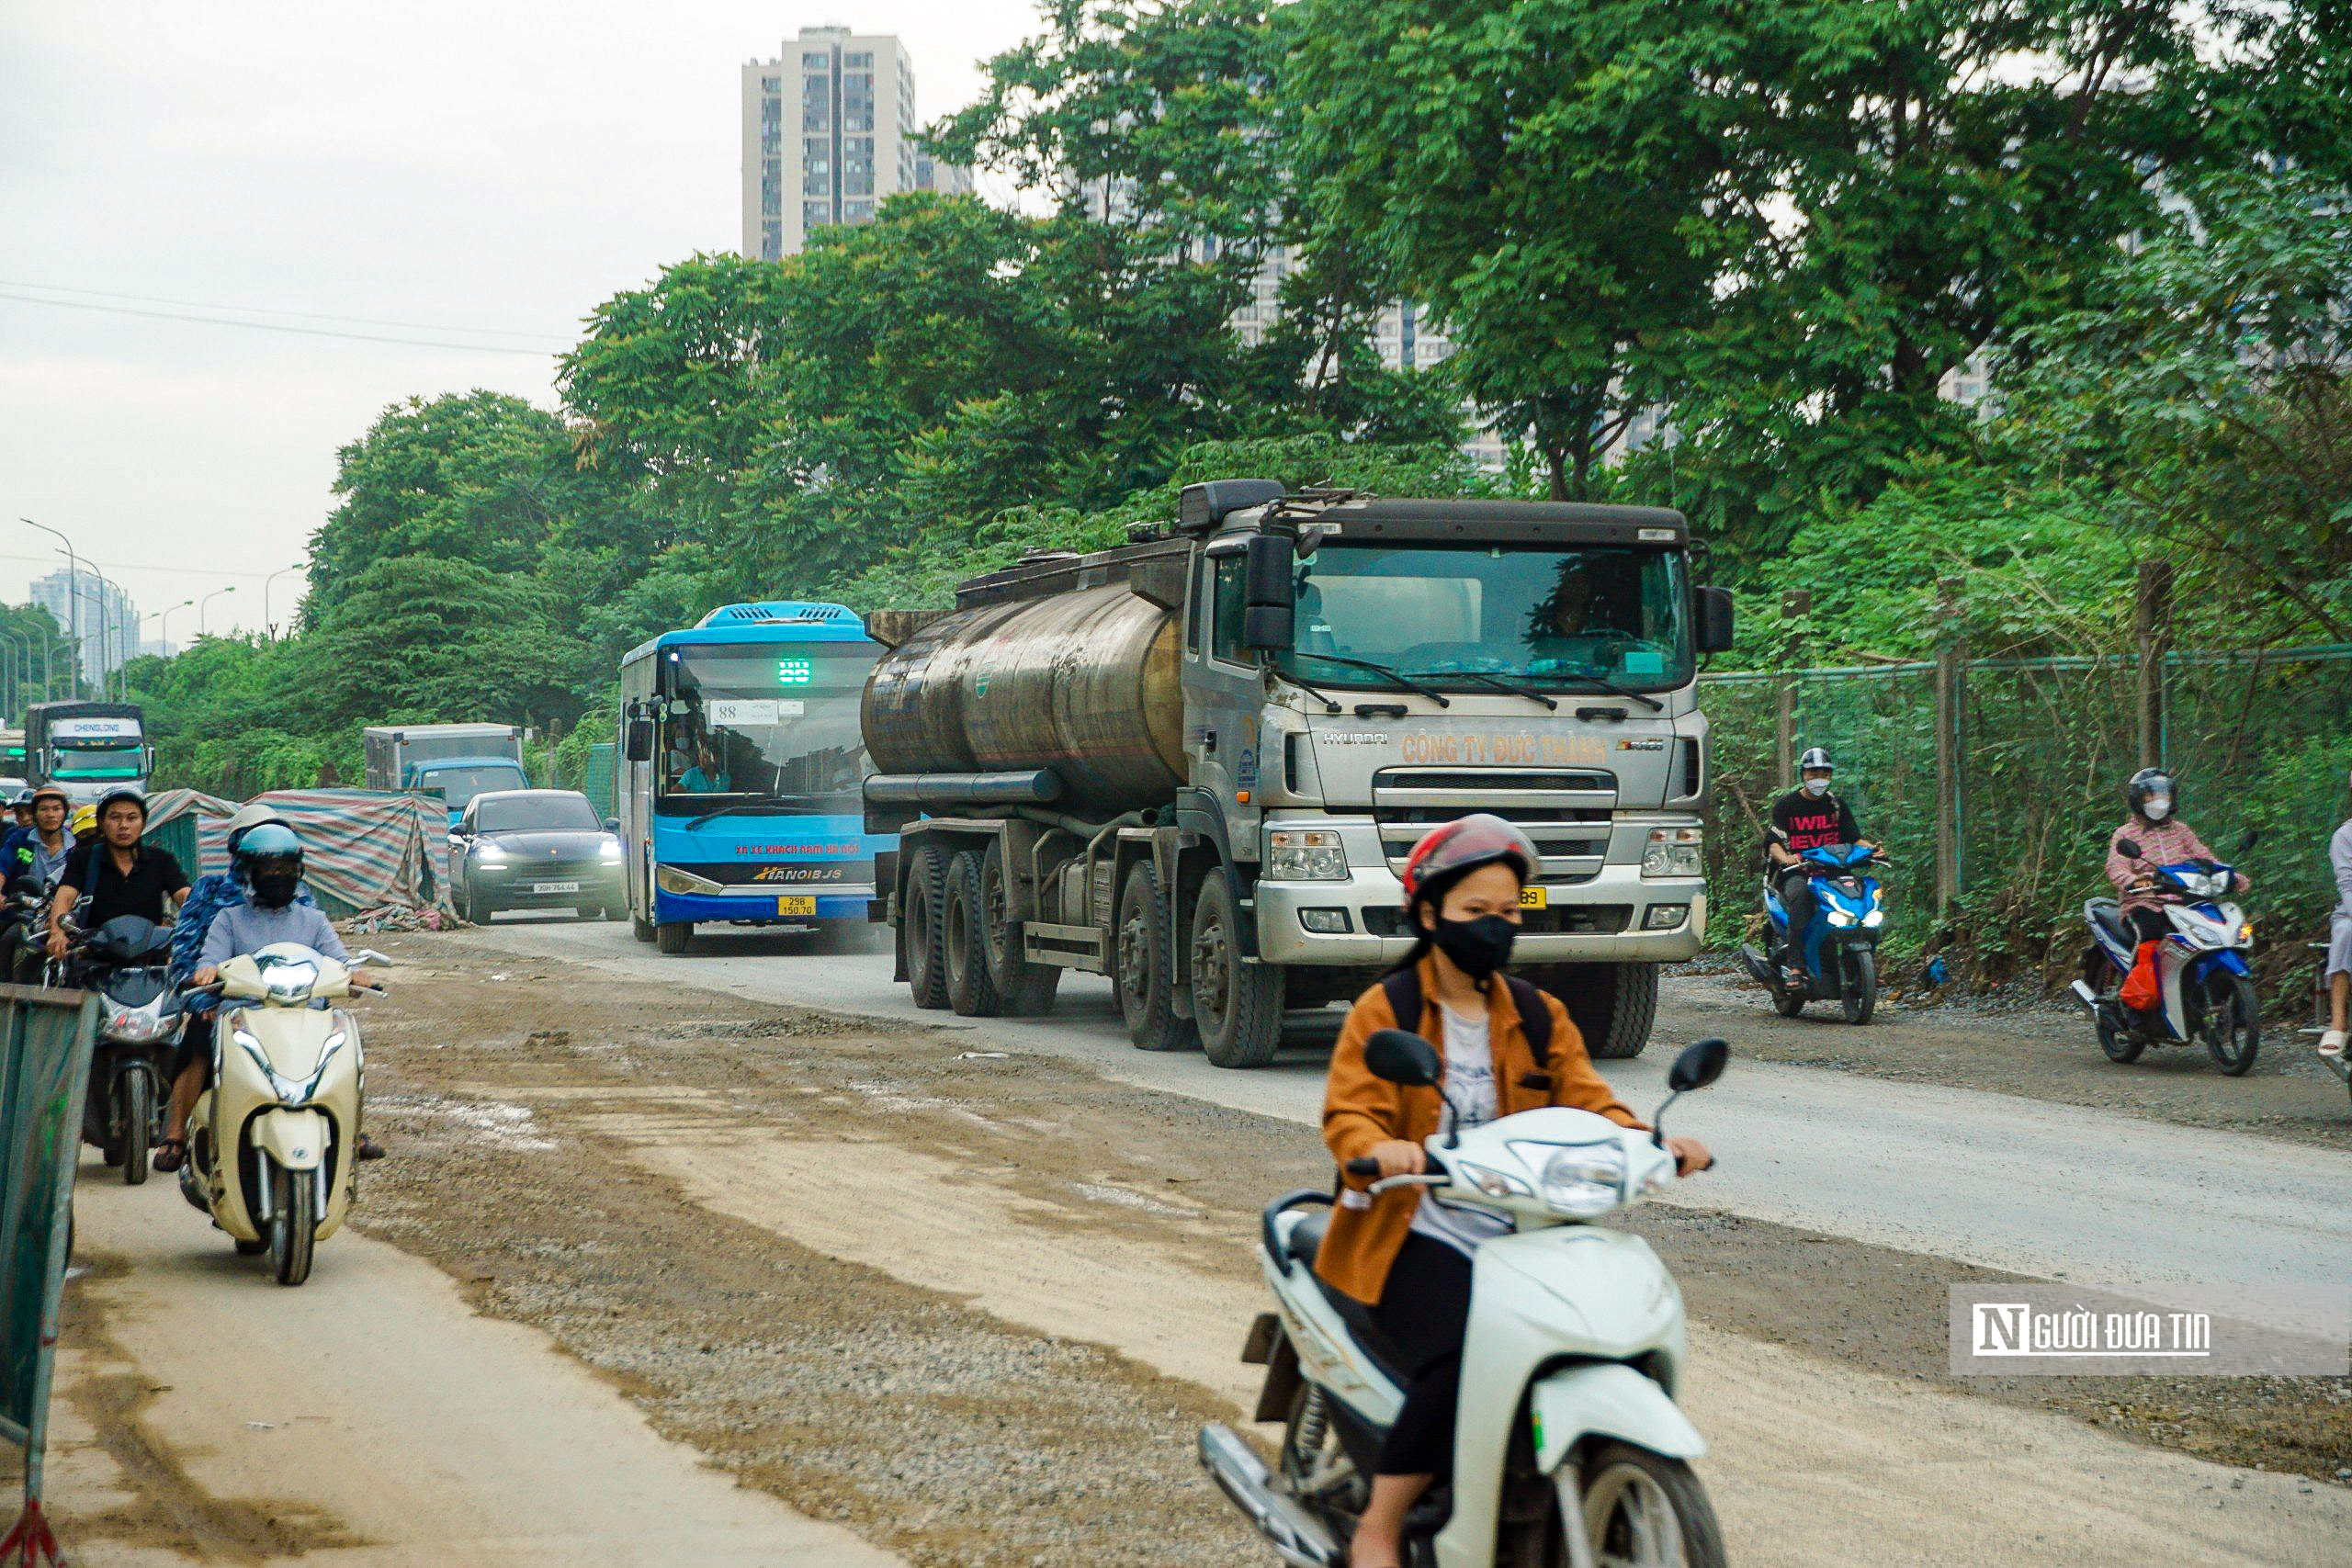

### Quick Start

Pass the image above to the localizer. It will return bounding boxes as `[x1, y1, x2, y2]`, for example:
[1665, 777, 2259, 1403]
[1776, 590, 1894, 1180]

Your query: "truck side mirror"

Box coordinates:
[1242, 604, 1295, 651]
[1694, 586, 1736, 655]
[624, 718, 654, 762]
[1244, 534, 1295, 610]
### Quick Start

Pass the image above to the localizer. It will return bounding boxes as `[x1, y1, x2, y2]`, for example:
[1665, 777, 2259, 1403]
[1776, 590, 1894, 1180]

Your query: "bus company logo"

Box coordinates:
[751, 865, 850, 884]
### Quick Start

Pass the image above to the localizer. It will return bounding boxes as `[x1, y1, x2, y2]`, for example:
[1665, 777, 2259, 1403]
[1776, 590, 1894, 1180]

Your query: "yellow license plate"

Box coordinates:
[1520, 886, 1548, 910]
[777, 896, 818, 917]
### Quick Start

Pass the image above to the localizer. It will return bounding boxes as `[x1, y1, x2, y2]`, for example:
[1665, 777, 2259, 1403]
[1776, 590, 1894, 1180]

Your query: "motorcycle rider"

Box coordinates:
[1765, 747, 1876, 987]
[3, 787, 76, 980]
[0, 787, 34, 859]
[156, 807, 380, 1170]
[46, 789, 188, 966]
[2321, 767, 2351, 1058]
[2105, 769, 2246, 1008]
[1320, 815, 1712, 1568]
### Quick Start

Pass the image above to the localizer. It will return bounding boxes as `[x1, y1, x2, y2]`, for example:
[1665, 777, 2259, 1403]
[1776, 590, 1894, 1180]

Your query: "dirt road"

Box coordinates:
[28, 929, 2348, 1567]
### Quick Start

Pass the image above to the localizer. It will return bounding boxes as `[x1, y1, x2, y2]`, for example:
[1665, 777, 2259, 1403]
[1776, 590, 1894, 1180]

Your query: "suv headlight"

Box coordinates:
[1642, 826, 1702, 878]
[1509, 1139, 1627, 1217]
[1268, 829, 1347, 881]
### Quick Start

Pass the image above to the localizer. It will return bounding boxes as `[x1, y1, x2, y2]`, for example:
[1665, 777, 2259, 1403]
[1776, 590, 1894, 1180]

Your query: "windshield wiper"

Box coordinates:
[679, 799, 822, 831]
[1532, 673, 1665, 712]
[1291, 654, 1452, 707]
[1408, 667, 1558, 711]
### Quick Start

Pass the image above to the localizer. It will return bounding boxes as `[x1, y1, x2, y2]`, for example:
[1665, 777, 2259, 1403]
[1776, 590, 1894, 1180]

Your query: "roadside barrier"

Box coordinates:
[1, 983, 101, 1568]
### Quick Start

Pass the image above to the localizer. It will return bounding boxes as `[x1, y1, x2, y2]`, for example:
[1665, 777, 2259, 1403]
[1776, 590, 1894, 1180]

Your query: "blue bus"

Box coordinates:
[616, 602, 888, 953]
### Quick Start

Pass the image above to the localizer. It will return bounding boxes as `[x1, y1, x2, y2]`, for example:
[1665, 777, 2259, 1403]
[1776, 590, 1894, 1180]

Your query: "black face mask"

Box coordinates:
[252, 872, 299, 910]
[1431, 913, 1517, 981]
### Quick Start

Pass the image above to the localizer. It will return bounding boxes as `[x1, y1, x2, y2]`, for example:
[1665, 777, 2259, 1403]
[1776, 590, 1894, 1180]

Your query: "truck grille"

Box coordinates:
[1371, 768, 1617, 885]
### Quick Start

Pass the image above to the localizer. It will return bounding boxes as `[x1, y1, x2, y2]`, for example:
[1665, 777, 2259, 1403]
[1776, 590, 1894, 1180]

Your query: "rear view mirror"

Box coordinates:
[624, 717, 654, 762]
[1668, 1038, 1728, 1092]
[605, 817, 622, 835]
[2235, 829, 2259, 854]
[1245, 533, 1295, 608]
[1242, 604, 1295, 650]
[1694, 586, 1736, 655]
[2115, 838, 2142, 860]
[1363, 1028, 1442, 1088]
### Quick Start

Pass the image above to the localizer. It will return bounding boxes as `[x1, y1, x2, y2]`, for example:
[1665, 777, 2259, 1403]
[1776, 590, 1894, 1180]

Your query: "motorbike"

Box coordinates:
[1201, 1030, 1729, 1568]
[1738, 842, 1887, 1023]
[63, 914, 184, 1186]
[2070, 832, 2258, 1075]
[179, 942, 385, 1285]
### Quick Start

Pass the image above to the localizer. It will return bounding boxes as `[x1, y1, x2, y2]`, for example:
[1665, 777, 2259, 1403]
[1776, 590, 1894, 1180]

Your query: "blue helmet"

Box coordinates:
[234, 821, 302, 875]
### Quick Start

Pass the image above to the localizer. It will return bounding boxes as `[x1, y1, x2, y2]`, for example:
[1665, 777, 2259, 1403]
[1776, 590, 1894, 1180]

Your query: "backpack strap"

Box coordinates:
[1383, 965, 1554, 1075]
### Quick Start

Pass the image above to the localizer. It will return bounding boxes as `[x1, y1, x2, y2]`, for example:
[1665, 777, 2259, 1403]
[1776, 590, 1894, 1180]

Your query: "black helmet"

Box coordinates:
[2127, 768, 2176, 818]
[1798, 747, 1834, 774]
[94, 786, 148, 827]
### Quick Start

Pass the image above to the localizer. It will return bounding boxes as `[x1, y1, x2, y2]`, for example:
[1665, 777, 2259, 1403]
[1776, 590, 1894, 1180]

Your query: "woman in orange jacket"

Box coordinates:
[1321, 814, 1713, 1568]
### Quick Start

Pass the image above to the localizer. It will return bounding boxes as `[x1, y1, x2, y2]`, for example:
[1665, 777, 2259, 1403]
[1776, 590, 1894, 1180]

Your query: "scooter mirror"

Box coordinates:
[2114, 838, 2142, 860]
[1363, 1029, 1442, 1088]
[2235, 829, 2259, 854]
[1668, 1038, 1729, 1092]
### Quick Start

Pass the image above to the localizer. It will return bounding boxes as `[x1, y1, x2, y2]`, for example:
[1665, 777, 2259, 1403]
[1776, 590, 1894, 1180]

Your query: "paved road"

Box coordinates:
[474, 916, 2352, 1339]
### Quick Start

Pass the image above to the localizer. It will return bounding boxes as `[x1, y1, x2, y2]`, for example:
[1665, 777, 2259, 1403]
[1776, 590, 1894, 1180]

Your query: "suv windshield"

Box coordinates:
[1271, 542, 1692, 692]
[477, 794, 600, 832]
[657, 645, 874, 816]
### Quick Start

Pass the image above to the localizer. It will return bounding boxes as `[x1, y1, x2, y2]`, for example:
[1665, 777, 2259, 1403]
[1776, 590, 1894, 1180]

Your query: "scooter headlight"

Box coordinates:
[1826, 908, 1856, 928]
[1510, 1140, 1627, 1218]
[1862, 908, 1884, 929]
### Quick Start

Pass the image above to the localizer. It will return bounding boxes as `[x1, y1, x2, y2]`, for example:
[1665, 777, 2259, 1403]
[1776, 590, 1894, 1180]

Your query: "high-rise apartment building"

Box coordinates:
[741, 27, 971, 260]
[29, 569, 136, 681]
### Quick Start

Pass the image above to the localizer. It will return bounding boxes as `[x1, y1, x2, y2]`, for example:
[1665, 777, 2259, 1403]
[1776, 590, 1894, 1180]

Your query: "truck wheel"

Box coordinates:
[980, 840, 1058, 1016]
[1527, 962, 1657, 1060]
[903, 843, 952, 1010]
[655, 921, 692, 954]
[1192, 868, 1283, 1068]
[1116, 860, 1196, 1053]
[944, 851, 1005, 1017]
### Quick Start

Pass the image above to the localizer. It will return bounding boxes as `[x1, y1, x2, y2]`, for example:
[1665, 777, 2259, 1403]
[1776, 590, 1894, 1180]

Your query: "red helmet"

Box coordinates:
[1398, 813, 1540, 905]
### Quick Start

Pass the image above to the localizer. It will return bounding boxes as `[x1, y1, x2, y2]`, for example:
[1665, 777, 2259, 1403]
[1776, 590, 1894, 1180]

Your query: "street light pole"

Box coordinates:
[78, 562, 129, 701]
[153, 599, 194, 653]
[264, 563, 305, 640]
[19, 519, 83, 700]
[198, 585, 237, 638]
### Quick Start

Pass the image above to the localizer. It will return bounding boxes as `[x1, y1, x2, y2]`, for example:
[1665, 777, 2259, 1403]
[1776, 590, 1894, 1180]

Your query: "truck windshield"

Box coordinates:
[1276, 542, 1692, 693]
[658, 646, 872, 816]
[51, 742, 145, 781]
[423, 764, 528, 810]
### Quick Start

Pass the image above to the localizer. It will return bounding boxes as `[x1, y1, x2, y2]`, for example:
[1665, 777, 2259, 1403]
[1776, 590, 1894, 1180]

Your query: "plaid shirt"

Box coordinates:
[2106, 819, 2245, 914]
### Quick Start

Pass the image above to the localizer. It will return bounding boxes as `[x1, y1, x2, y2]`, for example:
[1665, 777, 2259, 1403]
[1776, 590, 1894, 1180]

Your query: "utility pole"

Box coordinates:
[1774, 589, 1810, 791]
[1933, 577, 1965, 919]
[2133, 559, 2172, 772]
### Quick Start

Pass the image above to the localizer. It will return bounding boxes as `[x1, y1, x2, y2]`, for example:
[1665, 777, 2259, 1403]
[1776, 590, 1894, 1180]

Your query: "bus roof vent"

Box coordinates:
[695, 601, 863, 628]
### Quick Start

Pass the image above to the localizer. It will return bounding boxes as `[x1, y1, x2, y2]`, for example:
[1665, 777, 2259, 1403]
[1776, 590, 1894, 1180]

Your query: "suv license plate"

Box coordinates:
[533, 880, 581, 895]
[777, 895, 817, 916]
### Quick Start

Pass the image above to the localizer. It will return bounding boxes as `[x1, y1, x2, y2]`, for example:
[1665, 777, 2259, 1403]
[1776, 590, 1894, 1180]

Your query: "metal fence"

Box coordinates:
[1700, 644, 2352, 977]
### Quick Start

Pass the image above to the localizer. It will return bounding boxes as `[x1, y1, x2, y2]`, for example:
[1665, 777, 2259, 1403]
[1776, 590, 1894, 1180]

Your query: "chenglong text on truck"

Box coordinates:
[862, 480, 1736, 1068]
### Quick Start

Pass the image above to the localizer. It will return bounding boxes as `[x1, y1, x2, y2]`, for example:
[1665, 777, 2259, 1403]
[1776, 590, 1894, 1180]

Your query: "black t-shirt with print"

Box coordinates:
[60, 841, 189, 931]
[1766, 789, 1861, 870]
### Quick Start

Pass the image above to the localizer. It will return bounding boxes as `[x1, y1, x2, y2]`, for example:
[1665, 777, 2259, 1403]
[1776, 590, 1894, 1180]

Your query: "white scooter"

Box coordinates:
[179, 943, 386, 1286]
[1202, 1032, 1729, 1568]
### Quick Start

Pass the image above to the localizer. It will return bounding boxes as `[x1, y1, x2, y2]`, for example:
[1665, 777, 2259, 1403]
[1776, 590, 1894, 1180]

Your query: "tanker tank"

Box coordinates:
[862, 581, 1186, 815]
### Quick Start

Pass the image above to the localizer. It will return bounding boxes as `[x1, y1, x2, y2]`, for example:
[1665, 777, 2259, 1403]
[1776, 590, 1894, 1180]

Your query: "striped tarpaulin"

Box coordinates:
[145, 788, 452, 917]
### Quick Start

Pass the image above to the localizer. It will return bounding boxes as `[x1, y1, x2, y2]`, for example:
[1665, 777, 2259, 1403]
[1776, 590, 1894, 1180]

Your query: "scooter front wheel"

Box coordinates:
[1839, 947, 1878, 1026]
[1562, 1442, 1726, 1568]
[268, 1168, 317, 1286]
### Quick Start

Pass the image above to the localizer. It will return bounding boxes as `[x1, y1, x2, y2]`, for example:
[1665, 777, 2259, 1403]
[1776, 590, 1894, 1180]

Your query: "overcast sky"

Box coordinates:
[0, 2, 1040, 638]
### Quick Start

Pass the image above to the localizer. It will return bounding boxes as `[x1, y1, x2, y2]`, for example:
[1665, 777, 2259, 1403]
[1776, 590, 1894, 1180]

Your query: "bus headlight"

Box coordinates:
[655, 864, 723, 895]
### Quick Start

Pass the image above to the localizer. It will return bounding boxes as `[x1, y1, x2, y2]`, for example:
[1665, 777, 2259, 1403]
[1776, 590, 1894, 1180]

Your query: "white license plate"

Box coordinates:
[533, 881, 582, 895]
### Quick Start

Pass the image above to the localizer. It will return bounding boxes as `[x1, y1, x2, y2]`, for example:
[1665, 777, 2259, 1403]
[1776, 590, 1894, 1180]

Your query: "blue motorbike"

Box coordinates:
[2070, 832, 2258, 1075]
[1740, 843, 1886, 1023]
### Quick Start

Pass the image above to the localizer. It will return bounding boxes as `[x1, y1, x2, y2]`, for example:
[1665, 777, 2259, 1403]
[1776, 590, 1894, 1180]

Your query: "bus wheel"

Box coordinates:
[655, 921, 692, 954]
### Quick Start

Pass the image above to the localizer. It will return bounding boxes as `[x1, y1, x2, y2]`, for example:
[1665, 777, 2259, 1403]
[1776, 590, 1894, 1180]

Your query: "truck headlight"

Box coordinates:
[1268, 829, 1347, 881]
[1642, 827, 1702, 878]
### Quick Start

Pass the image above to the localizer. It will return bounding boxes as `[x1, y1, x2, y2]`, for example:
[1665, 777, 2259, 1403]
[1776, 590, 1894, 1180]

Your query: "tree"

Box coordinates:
[307, 391, 585, 612]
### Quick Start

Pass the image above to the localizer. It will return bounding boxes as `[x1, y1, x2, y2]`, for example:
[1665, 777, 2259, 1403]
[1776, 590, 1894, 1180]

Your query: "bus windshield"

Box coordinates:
[657, 645, 871, 816]
[1267, 542, 1693, 693]
[51, 742, 145, 782]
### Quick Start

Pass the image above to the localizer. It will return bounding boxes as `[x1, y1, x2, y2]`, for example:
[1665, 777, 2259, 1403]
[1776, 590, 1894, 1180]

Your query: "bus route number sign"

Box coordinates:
[778, 658, 812, 686]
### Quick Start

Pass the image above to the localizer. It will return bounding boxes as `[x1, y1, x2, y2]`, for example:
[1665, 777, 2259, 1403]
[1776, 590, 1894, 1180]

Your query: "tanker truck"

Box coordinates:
[860, 479, 1736, 1068]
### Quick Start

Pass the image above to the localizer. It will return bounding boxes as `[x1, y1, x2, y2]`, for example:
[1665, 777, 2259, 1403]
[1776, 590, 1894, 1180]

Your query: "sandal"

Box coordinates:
[356, 1133, 387, 1161]
[152, 1137, 187, 1174]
